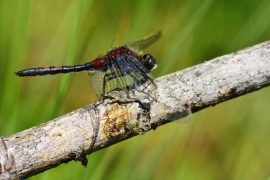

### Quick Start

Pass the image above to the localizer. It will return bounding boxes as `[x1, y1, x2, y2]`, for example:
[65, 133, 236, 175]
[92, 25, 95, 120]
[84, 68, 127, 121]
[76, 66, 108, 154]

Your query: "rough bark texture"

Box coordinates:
[1, 40, 270, 179]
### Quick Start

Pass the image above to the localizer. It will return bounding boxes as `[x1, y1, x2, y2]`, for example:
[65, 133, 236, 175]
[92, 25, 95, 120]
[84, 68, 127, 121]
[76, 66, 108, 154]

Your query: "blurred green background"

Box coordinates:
[1, 0, 270, 179]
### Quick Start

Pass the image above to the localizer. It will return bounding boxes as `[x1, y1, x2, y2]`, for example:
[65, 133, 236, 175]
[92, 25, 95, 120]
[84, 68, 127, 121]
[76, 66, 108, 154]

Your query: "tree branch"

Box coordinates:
[1, 41, 270, 179]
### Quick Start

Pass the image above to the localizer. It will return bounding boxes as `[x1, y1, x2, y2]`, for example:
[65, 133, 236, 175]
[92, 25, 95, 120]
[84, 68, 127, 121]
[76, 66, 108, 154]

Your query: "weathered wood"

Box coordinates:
[1, 40, 270, 179]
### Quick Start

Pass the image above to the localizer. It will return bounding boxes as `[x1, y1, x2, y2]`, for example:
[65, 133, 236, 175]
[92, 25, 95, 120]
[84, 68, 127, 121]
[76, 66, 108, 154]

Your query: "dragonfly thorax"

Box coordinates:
[107, 47, 128, 60]
[90, 57, 106, 69]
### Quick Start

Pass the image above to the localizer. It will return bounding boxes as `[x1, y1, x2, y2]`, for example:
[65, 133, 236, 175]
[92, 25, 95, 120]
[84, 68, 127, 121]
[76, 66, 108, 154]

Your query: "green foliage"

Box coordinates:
[1, 0, 270, 179]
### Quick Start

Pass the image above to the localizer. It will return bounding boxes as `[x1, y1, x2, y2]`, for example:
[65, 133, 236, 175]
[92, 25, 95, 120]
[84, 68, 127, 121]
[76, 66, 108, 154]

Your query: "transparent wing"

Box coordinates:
[125, 31, 161, 51]
[90, 32, 160, 100]
[103, 55, 134, 95]
[125, 54, 157, 100]
[89, 70, 106, 100]
[102, 54, 156, 101]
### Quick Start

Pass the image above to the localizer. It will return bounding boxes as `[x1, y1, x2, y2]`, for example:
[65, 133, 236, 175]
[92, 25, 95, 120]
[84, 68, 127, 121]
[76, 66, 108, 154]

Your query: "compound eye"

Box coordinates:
[141, 54, 157, 72]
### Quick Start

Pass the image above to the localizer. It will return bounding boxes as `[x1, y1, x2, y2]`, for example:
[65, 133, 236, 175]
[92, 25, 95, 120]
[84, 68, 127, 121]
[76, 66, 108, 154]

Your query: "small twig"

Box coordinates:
[1, 41, 270, 179]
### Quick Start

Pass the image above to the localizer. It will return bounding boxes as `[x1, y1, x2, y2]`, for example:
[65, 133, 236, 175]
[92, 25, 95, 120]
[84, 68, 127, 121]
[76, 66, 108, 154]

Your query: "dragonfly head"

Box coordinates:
[141, 54, 157, 72]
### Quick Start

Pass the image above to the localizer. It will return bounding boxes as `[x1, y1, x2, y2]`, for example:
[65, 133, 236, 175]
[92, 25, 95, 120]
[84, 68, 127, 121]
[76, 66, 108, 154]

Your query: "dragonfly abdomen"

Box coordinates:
[15, 63, 94, 77]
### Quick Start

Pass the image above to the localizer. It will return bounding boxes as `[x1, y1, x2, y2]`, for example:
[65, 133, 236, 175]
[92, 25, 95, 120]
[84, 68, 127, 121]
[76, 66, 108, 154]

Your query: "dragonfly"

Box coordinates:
[15, 31, 161, 101]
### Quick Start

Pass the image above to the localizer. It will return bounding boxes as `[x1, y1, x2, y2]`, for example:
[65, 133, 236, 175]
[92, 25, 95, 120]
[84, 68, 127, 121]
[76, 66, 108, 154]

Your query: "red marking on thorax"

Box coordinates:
[107, 47, 128, 60]
[91, 57, 106, 69]
[91, 47, 131, 69]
